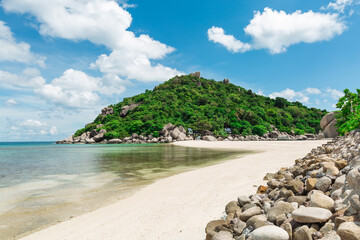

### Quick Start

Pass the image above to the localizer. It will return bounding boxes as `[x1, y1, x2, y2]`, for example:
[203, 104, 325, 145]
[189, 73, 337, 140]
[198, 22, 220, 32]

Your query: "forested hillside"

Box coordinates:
[74, 74, 327, 139]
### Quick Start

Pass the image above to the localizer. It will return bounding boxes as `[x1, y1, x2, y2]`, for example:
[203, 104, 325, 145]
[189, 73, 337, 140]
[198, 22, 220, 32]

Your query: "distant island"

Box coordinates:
[58, 73, 329, 144]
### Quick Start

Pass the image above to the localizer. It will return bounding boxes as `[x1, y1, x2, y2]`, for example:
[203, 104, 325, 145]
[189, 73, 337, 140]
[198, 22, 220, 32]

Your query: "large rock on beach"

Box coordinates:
[250, 225, 289, 240]
[320, 112, 339, 138]
[292, 207, 332, 223]
[203, 135, 217, 141]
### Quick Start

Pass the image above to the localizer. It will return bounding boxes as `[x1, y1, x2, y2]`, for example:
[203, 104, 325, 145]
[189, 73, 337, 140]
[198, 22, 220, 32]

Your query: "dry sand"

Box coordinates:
[20, 140, 329, 240]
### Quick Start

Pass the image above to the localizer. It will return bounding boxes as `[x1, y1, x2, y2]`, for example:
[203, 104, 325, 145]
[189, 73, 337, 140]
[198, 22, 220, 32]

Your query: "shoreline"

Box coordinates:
[20, 140, 329, 240]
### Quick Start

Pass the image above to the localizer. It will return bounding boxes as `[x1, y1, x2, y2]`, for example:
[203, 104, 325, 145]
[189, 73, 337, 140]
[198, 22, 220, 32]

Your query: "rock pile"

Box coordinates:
[57, 123, 193, 144]
[205, 130, 360, 240]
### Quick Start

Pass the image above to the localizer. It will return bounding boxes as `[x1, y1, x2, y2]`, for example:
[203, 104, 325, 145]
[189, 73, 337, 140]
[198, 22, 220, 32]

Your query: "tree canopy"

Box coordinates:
[74, 74, 327, 139]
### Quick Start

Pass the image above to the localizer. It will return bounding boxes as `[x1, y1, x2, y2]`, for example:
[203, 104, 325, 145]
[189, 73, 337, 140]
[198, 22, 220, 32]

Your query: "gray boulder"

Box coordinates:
[203, 135, 217, 141]
[101, 107, 113, 116]
[320, 112, 339, 138]
[120, 103, 140, 117]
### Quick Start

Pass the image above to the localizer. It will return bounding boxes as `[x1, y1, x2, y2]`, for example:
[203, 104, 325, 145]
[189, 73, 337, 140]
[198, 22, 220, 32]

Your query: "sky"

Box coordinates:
[0, 0, 359, 141]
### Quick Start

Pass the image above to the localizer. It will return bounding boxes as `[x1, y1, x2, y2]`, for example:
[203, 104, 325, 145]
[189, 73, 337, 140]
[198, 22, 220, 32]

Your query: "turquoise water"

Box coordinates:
[0, 142, 244, 239]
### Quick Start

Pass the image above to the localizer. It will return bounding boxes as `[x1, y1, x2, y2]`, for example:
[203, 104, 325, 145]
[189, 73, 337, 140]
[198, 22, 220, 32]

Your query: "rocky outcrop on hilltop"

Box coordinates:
[205, 130, 360, 240]
[321, 112, 339, 138]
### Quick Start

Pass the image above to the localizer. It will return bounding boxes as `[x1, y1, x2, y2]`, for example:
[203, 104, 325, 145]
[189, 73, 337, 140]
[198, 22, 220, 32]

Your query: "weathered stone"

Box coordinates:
[270, 131, 279, 139]
[203, 135, 217, 141]
[93, 133, 105, 142]
[287, 196, 307, 206]
[108, 139, 122, 144]
[309, 191, 334, 210]
[347, 168, 360, 188]
[239, 206, 261, 222]
[101, 107, 113, 116]
[333, 174, 346, 190]
[285, 180, 304, 194]
[246, 215, 268, 229]
[211, 231, 233, 240]
[315, 176, 332, 192]
[226, 201, 241, 214]
[250, 225, 289, 240]
[267, 202, 295, 223]
[292, 207, 332, 223]
[237, 195, 251, 207]
[278, 135, 292, 141]
[305, 178, 318, 191]
[206, 220, 227, 235]
[294, 225, 312, 240]
[337, 222, 360, 240]
[233, 220, 246, 235]
[320, 222, 334, 236]
[120, 103, 140, 117]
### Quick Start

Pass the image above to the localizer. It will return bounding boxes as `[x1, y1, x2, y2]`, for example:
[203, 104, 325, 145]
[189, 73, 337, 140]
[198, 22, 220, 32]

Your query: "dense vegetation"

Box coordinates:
[336, 89, 360, 135]
[74, 74, 327, 139]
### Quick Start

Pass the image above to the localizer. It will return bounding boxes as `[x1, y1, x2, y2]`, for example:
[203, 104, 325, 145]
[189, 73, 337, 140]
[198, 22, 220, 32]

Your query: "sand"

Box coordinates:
[20, 140, 329, 240]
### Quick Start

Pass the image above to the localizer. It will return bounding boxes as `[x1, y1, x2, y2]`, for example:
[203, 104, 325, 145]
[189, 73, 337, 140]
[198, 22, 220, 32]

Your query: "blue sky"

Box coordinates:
[0, 0, 359, 141]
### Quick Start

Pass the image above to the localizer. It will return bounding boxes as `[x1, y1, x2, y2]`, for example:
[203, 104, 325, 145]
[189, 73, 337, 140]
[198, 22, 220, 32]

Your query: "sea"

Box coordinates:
[0, 142, 244, 239]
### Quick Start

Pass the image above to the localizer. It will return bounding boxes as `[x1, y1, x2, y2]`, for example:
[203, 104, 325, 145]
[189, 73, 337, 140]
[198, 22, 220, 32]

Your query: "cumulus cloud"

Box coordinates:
[91, 51, 183, 82]
[326, 88, 344, 99]
[9, 119, 58, 136]
[5, 98, 17, 106]
[208, 8, 346, 54]
[0, 68, 45, 90]
[2, 0, 181, 82]
[269, 88, 310, 103]
[305, 88, 321, 94]
[207, 26, 251, 53]
[323, 0, 356, 12]
[35, 69, 127, 108]
[0, 21, 45, 66]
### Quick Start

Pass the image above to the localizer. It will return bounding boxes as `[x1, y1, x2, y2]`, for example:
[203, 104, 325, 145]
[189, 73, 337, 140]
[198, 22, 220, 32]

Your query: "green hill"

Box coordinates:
[74, 73, 327, 139]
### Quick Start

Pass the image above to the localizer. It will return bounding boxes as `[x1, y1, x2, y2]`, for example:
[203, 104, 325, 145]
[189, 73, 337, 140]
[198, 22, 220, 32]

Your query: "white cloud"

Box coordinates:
[269, 88, 310, 103]
[5, 98, 17, 106]
[2, 0, 181, 82]
[208, 8, 346, 54]
[0, 21, 45, 66]
[0, 68, 45, 90]
[35, 69, 127, 108]
[9, 119, 58, 136]
[207, 26, 251, 53]
[91, 51, 183, 82]
[323, 0, 356, 12]
[305, 87, 321, 94]
[326, 88, 344, 99]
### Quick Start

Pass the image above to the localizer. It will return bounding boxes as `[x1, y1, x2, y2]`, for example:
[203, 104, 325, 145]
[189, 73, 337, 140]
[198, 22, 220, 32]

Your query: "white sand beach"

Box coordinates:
[20, 140, 329, 240]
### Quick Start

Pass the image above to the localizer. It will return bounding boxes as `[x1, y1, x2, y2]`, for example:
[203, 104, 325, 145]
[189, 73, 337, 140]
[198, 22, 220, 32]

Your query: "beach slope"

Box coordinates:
[21, 140, 329, 240]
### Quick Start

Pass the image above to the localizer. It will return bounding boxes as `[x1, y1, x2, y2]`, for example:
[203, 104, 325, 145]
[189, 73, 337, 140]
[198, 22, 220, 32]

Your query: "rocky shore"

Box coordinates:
[56, 123, 327, 144]
[205, 130, 360, 240]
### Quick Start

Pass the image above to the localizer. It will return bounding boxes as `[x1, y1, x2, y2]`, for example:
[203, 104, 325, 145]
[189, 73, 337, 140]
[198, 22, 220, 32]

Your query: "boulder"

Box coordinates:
[292, 207, 332, 223]
[239, 206, 262, 222]
[190, 72, 201, 78]
[211, 231, 233, 240]
[108, 139, 122, 144]
[93, 133, 105, 142]
[315, 176, 332, 192]
[238, 195, 251, 207]
[337, 222, 360, 240]
[120, 103, 140, 117]
[250, 225, 289, 240]
[101, 107, 113, 116]
[267, 201, 294, 223]
[203, 136, 217, 141]
[309, 191, 334, 210]
[293, 225, 312, 240]
[270, 131, 279, 138]
[320, 112, 339, 138]
[278, 135, 292, 141]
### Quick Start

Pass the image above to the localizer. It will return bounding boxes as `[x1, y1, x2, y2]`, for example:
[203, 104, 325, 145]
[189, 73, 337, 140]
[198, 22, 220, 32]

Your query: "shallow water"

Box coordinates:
[0, 142, 247, 239]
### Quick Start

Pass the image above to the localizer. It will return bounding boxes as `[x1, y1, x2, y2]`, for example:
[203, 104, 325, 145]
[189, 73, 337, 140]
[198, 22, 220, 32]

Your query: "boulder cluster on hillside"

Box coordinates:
[205, 130, 360, 240]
